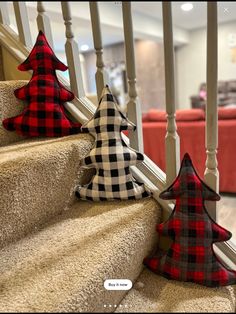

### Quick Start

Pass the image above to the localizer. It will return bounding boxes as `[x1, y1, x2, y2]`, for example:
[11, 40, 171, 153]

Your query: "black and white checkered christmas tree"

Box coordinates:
[75, 85, 150, 201]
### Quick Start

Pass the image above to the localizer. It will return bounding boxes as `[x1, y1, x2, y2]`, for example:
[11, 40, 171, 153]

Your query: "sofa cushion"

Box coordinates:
[145, 109, 166, 122]
[176, 109, 205, 121]
[218, 107, 236, 120]
[144, 109, 205, 122]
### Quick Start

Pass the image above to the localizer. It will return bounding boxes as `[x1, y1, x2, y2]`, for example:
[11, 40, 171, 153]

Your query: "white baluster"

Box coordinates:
[37, 2, 54, 48]
[13, 2, 32, 47]
[122, 2, 143, 153]
[61, 2, 85, 98]
[204, 2, 219, 220]
[0, 3, 10, 25]
[162, 2, 180, 186]
[89, 2, 109, 100]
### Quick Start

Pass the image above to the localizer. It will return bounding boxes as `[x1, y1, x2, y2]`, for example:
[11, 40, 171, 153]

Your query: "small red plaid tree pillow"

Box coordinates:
[144, 153, 236, 287]
[2, 31, 81, 137]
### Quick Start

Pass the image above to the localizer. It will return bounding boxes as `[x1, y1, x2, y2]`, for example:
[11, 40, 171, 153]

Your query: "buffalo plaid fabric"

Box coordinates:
[75, 85, 150, 201]
[144, 153, 236, 287]
[2, 30, 81, 137]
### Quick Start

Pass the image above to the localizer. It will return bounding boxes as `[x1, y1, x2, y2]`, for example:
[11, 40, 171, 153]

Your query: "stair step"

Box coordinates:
[115, 269, 236, 313]
[0, 198, 160, 313]
[0, 80, 28, 147]
[0, 133, 94, 249]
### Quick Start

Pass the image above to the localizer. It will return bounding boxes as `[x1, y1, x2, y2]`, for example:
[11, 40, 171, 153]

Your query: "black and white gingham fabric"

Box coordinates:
[75, 85, 150, 201]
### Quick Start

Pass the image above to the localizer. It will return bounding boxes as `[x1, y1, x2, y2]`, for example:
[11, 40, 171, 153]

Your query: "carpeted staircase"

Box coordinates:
[0, 198, 160, 312]
[115, 269, 236, 313]
[0, 133, 94, 248]
[0, 81, 235, 313]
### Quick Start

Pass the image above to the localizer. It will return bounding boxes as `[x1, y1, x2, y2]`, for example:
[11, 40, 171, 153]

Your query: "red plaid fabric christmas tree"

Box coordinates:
[2, 30, 81, 137]
[144, 153, 236, 287]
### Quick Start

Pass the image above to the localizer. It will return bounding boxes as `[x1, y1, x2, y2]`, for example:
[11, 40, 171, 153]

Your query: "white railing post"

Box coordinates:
[61, 2, 85, 98]
[162, 2, 180, 186]
[13, 2, 32, 47]
[122, 2, 143, 153]
[37, 2, 54, 49]
[89, 2, 109, 100]
[0, 3, 10, 25]
[204, 2, 219, 221]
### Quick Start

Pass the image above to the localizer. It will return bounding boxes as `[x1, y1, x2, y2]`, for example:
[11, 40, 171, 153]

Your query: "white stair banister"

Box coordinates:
[204, 2, 219, 221]
[0, 3, 10, 26]
[89, 2, 109, 100]
[122, 2, 143, 153]
[162, 2, 180, 186]
[13, 2, 32, 47]
[37, 2, 54, 49]
[61, 2, 85, 98]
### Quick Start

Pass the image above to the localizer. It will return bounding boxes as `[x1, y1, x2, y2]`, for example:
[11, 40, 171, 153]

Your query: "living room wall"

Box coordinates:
[1, 47, 31, 81]
[135, 40, 166, 112]
[82, 39, 166, 112]
[175, 20, 236, 109]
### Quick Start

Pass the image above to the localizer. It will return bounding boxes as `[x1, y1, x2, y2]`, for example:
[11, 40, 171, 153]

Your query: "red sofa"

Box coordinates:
[142, 108, 236, 193]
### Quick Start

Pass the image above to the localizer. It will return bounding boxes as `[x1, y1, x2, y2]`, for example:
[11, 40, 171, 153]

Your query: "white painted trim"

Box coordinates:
[64, 101, 88, 125]
[130, 163, 174, 214]
[61, 1, 86, 99]
[214, 242, 236, 270]
[89, 2, 109, 100]
[37, 1, 54, 49]
[0, 3, 10, 25]
[0, 24, 30, 59]
[122, 2, 144, 153]
[204, 2, 219, 222]
[13, 2, 32, 47]
[162, 2, 180, 186]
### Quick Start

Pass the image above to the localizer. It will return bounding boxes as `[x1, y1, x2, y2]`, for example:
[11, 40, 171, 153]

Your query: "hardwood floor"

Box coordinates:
[218, 193, 236, 244]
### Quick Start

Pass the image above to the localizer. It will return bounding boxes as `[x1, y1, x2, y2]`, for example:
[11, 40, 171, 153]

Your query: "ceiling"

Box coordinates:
[132, 2, 236, 30]
[7, 2, 236, 52]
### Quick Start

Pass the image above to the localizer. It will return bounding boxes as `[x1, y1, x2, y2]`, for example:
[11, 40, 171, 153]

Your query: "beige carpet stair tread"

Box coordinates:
[115, 269, 236, 313]
[0, 132, 93, 160]
[0, 198, 161, 313]
[0, 133, 94, 249]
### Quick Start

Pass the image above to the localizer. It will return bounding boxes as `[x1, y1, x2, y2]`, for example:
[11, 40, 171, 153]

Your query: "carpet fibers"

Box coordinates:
[115, 269, 236, 313]
[0, 133, 94, 248]
[0, 198, 161, 313]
